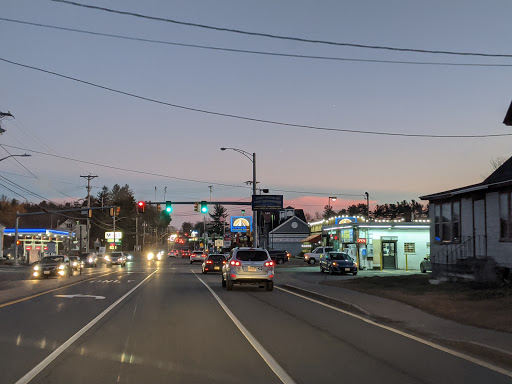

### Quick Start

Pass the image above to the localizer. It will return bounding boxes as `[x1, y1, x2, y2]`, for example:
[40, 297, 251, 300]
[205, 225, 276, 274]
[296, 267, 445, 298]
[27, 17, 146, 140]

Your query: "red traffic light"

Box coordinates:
[137, 201, 146, 213]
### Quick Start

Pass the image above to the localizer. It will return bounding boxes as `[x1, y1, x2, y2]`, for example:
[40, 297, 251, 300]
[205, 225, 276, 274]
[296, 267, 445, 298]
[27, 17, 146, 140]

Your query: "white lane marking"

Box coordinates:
[193, 271, 296, 384]
[15, 270, 158, 384]
[276, 286, 512, 379]
[54, 294, 105, 300]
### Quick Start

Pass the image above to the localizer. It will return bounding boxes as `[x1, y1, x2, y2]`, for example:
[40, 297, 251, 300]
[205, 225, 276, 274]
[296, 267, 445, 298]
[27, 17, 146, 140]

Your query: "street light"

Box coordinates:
[220, 147, 258, 247]
[0, 153, 31, 163]
[328, 196, 337, 210]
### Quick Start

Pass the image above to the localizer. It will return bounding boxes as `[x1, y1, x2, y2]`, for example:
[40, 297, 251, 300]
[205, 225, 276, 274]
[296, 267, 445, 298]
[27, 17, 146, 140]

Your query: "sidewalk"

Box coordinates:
[277, 273, 512, 367]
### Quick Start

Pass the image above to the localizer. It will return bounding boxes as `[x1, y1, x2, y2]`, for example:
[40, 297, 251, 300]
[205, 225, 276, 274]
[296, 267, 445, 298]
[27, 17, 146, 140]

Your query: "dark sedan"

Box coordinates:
[202, 254, 226, 274]
[32, 255, 73, 279]
[320, 252, 358, 275]
[80, 252, 98, 268]
[267, 249, 290, 264]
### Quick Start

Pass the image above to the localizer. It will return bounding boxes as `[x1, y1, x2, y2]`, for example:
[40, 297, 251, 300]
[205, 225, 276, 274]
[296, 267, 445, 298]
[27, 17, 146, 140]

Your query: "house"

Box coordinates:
[420, 156, 512, 283]
[260, 207, 309, 255]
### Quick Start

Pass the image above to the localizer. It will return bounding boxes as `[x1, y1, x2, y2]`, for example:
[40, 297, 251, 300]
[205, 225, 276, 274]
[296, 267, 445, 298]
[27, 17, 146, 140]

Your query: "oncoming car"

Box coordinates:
[222, 248, 274, 291]
[69, 255, 83, 274]
[32, 255, 73, 279]
[147, 251, 163, 261]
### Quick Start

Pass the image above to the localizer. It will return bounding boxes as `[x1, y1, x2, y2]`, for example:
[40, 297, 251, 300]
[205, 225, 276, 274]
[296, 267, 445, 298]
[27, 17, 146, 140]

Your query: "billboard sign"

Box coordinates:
[230, 216, 253, 232]
[335, 217, 359, 225]
[252, 195, 283, 211]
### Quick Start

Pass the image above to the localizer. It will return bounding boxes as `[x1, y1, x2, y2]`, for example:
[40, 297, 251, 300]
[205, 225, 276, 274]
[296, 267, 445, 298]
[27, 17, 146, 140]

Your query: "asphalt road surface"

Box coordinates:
[1, 257, 511, 384]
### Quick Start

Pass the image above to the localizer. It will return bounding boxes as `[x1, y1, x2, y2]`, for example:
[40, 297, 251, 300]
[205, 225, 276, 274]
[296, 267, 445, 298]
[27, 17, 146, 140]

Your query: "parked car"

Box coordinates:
[190, 250, 207, 264]
[304, 247, 333, 264]
[267, 249, 290, 264]
[320, 251, 358, 275]
[32, 255, 73, 279]
[202, 254, 226, 274]
[80, 252, 98, 268]
[109, 252, 127, 266]
[222, 248, 274, 291]
[69, 255, 83, 273]
[420, 257, 432, 273]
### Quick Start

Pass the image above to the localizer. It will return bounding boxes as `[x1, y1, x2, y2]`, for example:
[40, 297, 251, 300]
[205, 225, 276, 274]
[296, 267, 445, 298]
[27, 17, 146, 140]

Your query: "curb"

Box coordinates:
[280, 284, 371, 317]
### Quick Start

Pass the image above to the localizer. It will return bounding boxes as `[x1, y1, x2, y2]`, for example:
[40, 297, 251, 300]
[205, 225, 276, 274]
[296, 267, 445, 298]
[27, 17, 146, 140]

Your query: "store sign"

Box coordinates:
[381, 236, 398, 241]
[357, 238, 367, 244]
[252, 195, 283, 211]
[105, 232, 123, 240]
[335, 217, 358, 225]
[230, 216, 253, 232]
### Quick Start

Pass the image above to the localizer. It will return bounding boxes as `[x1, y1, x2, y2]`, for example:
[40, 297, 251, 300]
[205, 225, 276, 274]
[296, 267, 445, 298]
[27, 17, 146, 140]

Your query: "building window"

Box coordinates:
[499, 192, 512, 240]
[434, 201, 460, 243]
[404, 243, 415, 253]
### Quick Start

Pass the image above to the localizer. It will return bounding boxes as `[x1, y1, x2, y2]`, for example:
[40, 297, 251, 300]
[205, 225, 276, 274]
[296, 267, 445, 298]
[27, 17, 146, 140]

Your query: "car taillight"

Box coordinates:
[206, 260, 213, 264]
[264, 261, 274, 267]
[222, 260, 227, 264]
[230, 260, 241, 266]
[202, 254, 206, 257]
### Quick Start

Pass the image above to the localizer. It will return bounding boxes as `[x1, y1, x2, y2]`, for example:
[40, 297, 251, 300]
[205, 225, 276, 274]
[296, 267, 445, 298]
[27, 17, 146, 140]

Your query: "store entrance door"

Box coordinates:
[382, 241, 397, 269]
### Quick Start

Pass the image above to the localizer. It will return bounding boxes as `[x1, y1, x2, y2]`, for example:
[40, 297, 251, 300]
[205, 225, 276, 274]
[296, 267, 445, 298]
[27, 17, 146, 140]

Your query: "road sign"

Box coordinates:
[215, 239, 224, 247]
[252, 195, 283, 211]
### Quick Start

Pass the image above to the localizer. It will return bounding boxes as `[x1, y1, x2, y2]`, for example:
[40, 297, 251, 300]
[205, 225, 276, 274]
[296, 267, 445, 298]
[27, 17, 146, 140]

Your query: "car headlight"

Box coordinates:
[58, 265, 65, 270]
[104, 256, 110, 261]
[147, 253, 154, 260]
[157, 254, 162, 260]
[33, 265, 40, 271]
[72, 262, 77, 266]
[332, 262, 337, 266]
[88, 257, 93, 263]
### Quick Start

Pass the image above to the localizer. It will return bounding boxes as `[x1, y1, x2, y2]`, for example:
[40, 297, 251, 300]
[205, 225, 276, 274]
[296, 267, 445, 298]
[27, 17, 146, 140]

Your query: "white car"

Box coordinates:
[304, 247, 333, 264]
[190, 250, 207, 264]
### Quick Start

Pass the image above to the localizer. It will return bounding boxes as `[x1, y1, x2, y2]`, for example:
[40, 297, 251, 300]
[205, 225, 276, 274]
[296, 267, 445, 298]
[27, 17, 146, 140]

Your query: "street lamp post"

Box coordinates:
[328, 196, 337, 210]
[2, 153, 32, 265]
[220, 147, 258, 247]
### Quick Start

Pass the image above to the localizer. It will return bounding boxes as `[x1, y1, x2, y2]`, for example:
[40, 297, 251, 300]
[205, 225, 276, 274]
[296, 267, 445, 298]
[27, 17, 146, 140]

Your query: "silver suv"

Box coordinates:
[222, 248, 274, 291]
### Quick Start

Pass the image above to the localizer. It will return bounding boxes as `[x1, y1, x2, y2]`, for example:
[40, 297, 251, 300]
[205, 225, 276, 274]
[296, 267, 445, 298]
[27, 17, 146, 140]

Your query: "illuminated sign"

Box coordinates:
[105, 232, 123, 240]
[230, 216, 253, 232]
[357, 238, 367, 244]
[340, 229, 354, 243]
[335, 217, 358, 225]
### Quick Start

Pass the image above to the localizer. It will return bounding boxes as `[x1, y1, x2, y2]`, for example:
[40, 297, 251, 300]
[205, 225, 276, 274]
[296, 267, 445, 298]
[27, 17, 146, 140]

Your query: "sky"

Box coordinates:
[1, 0, 512, 227]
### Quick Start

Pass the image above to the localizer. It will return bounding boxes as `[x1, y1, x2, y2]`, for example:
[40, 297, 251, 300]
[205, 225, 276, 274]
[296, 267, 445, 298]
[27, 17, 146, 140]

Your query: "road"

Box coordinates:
[0, 257, 510, 384]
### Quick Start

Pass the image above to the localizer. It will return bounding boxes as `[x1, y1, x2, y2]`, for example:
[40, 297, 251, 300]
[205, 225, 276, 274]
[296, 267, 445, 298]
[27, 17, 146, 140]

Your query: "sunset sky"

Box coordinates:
[1, 0, 512, 227]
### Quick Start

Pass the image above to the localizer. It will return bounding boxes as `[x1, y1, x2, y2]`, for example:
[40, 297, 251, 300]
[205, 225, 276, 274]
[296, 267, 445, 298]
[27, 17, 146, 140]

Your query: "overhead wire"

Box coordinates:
[1, 56, 509, 138]
[1, 17, 511, 67]
[0, 175, 51, 201]
[0, 181, 28, 202]
[51, 0, 512, 58]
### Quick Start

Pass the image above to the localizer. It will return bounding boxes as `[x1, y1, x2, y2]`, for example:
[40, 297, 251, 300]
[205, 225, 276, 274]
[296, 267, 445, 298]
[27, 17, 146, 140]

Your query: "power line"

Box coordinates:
[0, 144, 366, 198]
[0, 175, 50, 201]
[0, 181, 28, 202]
[2, 17, 511, 67]
[1, 56, 509, 138]
[51, 0, 512, 58]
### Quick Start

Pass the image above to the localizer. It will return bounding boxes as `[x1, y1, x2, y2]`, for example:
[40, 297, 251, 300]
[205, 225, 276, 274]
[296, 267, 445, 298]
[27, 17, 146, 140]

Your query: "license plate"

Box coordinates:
[214, 266, 220, 270]
[44, 271, 50, 274]
[248, 266, 257, 272]
[345, 268, 351, 271]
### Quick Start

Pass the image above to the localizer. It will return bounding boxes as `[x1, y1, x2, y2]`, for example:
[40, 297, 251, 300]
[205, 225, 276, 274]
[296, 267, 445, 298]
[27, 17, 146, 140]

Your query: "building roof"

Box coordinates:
[420, 155, 512, 201]
[270, 215, 309, 235]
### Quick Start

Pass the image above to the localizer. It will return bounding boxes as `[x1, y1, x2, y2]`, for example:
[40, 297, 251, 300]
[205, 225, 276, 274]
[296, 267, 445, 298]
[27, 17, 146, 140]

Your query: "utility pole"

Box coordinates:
[80, 174, 98, 253]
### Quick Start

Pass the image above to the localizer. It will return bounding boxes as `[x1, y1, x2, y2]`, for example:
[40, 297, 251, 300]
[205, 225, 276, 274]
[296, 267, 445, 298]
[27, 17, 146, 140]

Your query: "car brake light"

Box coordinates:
[206, 260, 213, 264]
[332, 262, 338, 266]
[230, 260, 241, 266]
[269, 275, 274, 279]
[222, 260, 227, 264]
[264, 261, 274, 267]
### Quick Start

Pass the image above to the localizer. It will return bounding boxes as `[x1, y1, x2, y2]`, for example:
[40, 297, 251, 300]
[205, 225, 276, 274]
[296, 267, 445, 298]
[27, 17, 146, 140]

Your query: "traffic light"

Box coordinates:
[200, 201, 208, 214]
[137, 201, 146, 213]
[194, 202, 199, 212]
[109, 207, 115, 217]
[88, 209, 93, 218]
[116, 206, 121, 216]
[165, 201, 173, 214]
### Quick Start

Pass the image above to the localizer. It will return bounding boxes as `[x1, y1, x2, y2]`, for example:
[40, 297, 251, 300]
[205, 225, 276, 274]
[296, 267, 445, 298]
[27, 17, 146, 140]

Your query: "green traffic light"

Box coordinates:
[200, 201, 208, 213]
[165, 201, 172, 213]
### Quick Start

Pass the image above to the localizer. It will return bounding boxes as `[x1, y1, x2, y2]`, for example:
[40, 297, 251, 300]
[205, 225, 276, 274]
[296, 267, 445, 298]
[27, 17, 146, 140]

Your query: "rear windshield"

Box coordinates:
[193, 251, 204, 255]
[236, 250, 268, 262]
[42, 256, 64, 263]
[111, 252, 122, 257]
[208, 255, 225, 261]
[329, 253, 351, 260]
